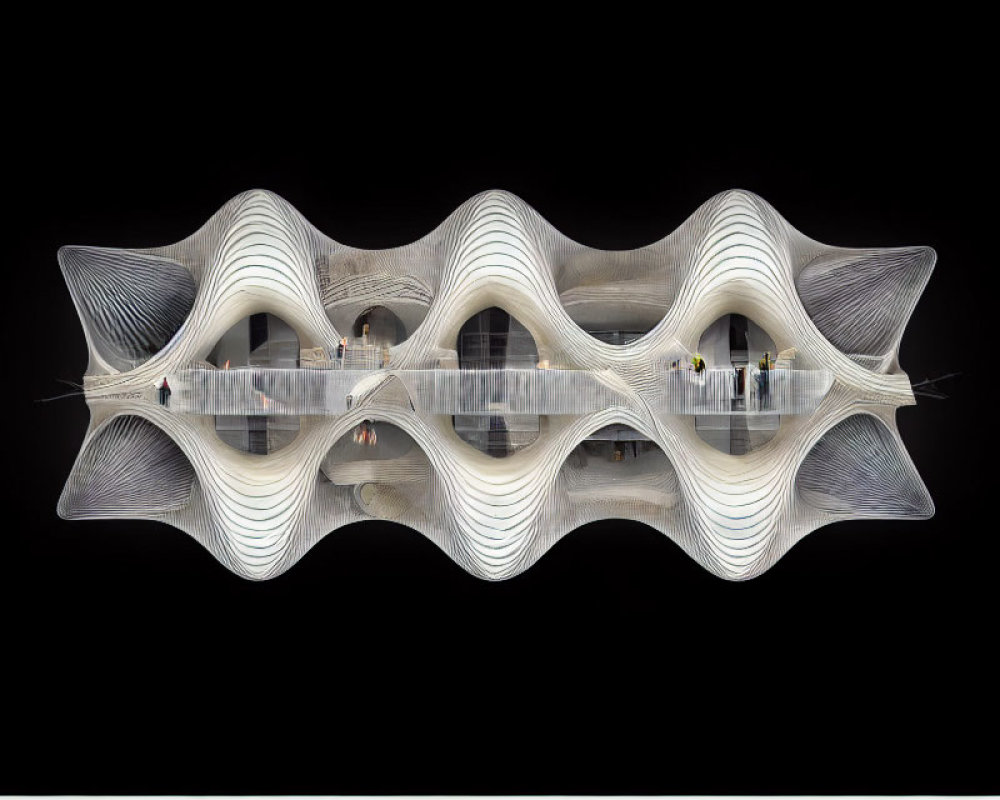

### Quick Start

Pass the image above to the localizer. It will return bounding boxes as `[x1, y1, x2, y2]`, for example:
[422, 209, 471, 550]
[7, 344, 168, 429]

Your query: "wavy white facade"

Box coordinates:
[57, 189, 935, 580]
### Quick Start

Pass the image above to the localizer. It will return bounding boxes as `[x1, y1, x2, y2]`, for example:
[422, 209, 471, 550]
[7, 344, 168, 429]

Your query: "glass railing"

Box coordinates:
[170, 364, 833, 418]
[658, 367, 833, 415]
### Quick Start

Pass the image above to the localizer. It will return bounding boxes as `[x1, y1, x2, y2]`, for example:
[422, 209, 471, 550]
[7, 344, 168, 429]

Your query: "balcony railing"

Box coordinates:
[171, 367, 626, 417]
[169, 364, 833, 419]
[657, 367, 833, 416]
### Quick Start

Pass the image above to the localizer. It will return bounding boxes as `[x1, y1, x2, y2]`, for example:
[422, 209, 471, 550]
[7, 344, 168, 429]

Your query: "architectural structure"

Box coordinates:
[57, 189, 935, 580]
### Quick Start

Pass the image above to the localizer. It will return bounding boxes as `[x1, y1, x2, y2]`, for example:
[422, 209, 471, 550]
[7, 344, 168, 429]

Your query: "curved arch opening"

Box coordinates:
[352, 306, 407, 345]
[321, 421, 434, 521]
[320, 263, 433, 354]
[559, 424, 680, 511]
[693, 313, 781, 455]
[207, 312, 300, 454]
[207, 312, 300, 370]
[554, 250, 676, 346]
[327, 305, 408, 369]
[452, 307, 540, 458]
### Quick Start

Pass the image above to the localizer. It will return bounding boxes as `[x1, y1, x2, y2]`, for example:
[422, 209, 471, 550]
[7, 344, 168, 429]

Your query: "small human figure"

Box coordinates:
[759, 351, 771, 410]
[353, 420, 378, 446]
[158, 377, 171, 407]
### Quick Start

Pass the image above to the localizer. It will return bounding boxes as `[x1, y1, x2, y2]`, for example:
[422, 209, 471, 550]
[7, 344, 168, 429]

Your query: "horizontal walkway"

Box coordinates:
[171, 365, 832, 417]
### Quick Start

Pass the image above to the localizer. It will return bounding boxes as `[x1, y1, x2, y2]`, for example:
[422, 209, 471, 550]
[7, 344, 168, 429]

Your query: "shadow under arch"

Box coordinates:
[555, 423, 682, 522]
[351, 306, 408, 345]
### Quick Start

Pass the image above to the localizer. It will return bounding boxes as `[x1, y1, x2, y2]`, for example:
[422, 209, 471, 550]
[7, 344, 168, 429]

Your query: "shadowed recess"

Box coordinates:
[58, 415, 196, 518]
[795, 246, 935, 370]
[795, 414, 933, 517]
[59, 246, 197, 373]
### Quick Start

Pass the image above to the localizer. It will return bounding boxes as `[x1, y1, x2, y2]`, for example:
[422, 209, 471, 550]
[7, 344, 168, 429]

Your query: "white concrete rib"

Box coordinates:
[58, 189, 935, 580]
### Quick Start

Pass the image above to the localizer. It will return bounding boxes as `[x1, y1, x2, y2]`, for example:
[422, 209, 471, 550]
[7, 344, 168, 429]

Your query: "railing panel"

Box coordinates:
[657, 368, 833, 415]
[171, 366, 832, 418]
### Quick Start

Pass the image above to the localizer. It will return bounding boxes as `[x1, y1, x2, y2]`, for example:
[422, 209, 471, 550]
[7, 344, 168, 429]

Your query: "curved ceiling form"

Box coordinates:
[796, 413, 933, 518]
[59, 246, 197, 374]
[795, 246, 935, 373]
[58, 414, 196, 519]
[320, 422, 435, 523]
[558, 427, 682, 516]
[322, 274, 432, 346]
[58, 189, 934, 580]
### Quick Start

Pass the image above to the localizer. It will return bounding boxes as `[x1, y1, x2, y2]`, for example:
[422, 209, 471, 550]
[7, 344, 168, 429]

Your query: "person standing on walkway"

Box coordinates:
[158, 377, 171, 407]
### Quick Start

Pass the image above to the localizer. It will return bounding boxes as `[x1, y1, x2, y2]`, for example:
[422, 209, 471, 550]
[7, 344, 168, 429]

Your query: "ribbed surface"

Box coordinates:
[59, 247, 197, 373]
[796, 414, 935, 517]
[59, 188, 934, 581]
[796, 247, 935, 367]
[58, 415, 196, 518]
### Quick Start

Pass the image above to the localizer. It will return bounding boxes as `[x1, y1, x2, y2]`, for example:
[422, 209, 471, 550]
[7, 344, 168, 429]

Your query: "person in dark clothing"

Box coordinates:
[759, 351, 770, 410]
[158, 377, 171, 407]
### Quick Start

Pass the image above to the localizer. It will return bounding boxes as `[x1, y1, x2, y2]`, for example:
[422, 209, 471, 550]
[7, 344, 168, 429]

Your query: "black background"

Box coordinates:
[3, 24, 995, 796]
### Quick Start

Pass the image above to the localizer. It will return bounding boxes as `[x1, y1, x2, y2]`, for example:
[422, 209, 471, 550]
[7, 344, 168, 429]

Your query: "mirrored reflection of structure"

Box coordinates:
[58, 189, 935, 581]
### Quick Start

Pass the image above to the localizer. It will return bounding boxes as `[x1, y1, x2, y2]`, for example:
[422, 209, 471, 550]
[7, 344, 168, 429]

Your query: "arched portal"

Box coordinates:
[694, 313, 780, 455]
[351, 306, 407, 346]
[554, 248, 675, 345]
[559, 424, 680, 512]
[453, 307, 540, 457]
[208, 312, 300, 454]
[321, 421, 434, 521]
